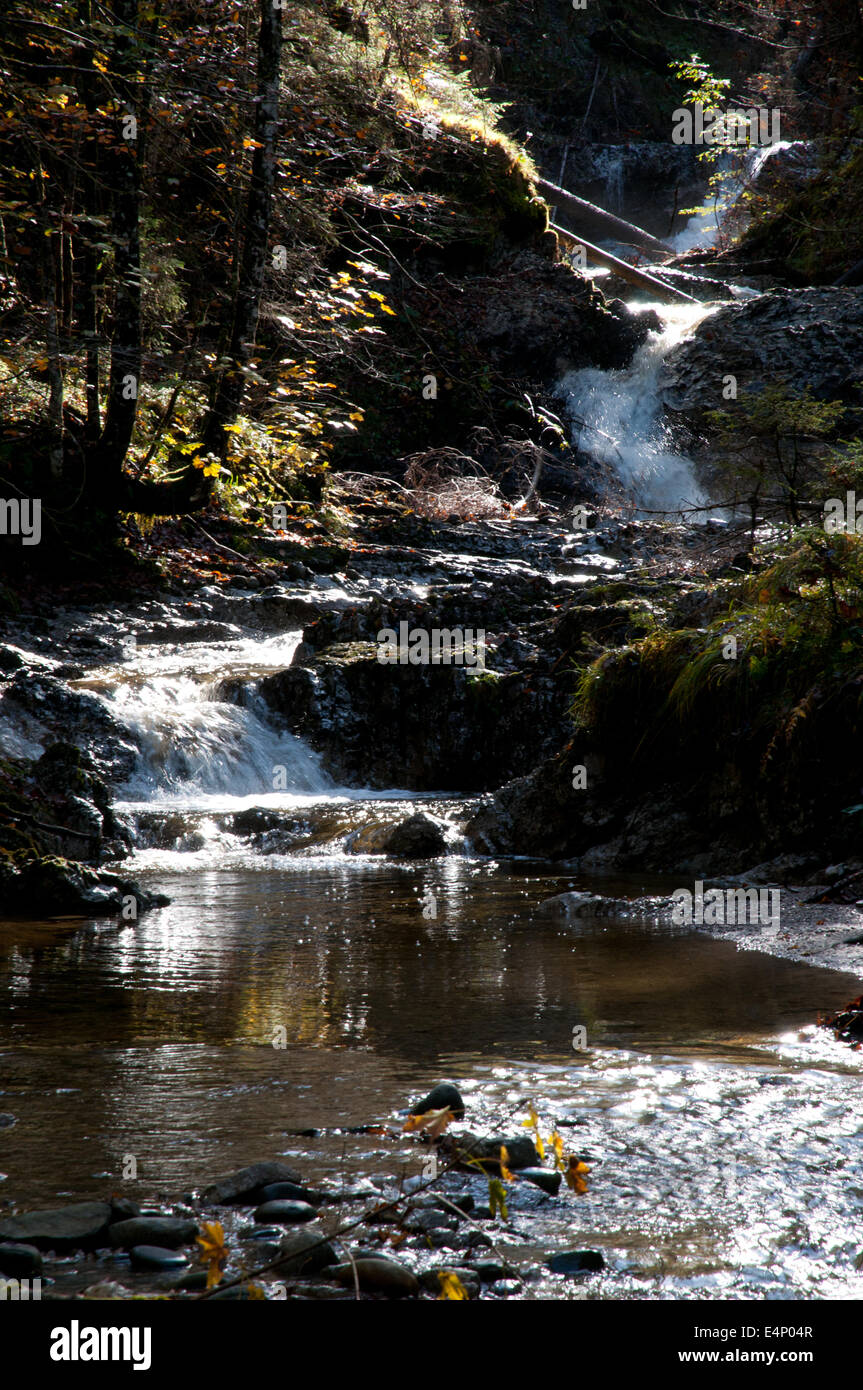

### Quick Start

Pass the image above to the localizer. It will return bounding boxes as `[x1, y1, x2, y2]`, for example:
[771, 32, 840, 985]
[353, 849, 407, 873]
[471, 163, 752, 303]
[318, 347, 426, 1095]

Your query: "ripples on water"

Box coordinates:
[2, 859, 861, 1300]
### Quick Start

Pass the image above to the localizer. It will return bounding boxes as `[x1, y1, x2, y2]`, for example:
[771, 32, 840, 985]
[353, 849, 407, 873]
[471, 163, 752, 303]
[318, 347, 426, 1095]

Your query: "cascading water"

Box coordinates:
[557, 142, 801, 514]
[558, 300, 715, 514]
[83, 630, 330, 809]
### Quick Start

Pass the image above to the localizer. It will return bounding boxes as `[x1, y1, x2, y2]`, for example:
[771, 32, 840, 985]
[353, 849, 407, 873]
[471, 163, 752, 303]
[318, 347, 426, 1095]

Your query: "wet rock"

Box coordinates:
[547, 1249, 606, 1275]
[252, 1200, 317, 1225]
[277, 1229, 337, 1276]
[259, 644, 562, 793]
[0, 1113, 16, 1129]
[255, 1182, 325, 1206]
[108, 1217, 198, 1250]
[172, 1269, 209, 1291]
[0, 1242, 43, 1276]
[0, 855, 168, 920]
[403, 1210, 459, 1234]
[0, 1201, 113, 1252]
[470, 1260, 511, 1283]
[328, 1256, 419, 1297]
[409, 1082, 465, 1121]
[201, 1161, 303, 1205]
[660, 287, 863, 469]
[109, 1197, 142, 1222]
[352, 812, 447, 859]
[519, 1168, 562, 1196]
[455, 1132, 539, 1170]
[129, 1245, 190, 1271]
[0, 673, 140, 786]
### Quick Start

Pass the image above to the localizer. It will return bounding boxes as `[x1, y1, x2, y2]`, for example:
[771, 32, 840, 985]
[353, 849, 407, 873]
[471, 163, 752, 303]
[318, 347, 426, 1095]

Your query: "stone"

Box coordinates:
[0, 1201, 113, 1252]
[252, 1200, 317, 1225]
[129, 1245, 189, 1271]
[277, 1229, 337, 1276]
[546, 1249, 606, 1275]
[328, 1256, 419, 1297]
[108, 1217, 198, 1250]
[369, 813, 447, 858]
[456, 1132, 539, 1170]
[200, 1161, 303, 1205]
[409, 1082, 465, 1121]
[0, 1242, 43, 1276]
[172, 1269, 209, 1291]
[254, 1182, 325, 1207]
[519, 1168, 562, 1196]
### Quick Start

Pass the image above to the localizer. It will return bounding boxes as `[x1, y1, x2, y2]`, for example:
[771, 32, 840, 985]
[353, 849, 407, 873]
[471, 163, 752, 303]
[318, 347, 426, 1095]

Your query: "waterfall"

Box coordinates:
[558, 301, 714, 514]
[86, 631, 330, 807]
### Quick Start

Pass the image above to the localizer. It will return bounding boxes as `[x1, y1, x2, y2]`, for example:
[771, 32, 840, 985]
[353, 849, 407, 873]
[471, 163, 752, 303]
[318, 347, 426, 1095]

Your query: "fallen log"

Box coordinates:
[553, 224, 699, 305]
[536, 177, 673, 257]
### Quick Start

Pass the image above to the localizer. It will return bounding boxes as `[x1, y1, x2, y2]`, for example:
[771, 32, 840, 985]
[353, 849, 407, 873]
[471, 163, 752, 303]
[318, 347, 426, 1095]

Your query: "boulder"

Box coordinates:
[108, 1217, 198, 1251]
[129, 1245, 189, 1271]
[0, 1201, 113, 1252]
[277, 1229, 337, 1276]
[327, 1256, 419, 1297]
[409, 1082, 466, 1121]
[0, 1242, 43, 1276]
[252, 1201, 317, 1226]
[200, 1161, 303, 1206]
[546, 1249, 606, 1275]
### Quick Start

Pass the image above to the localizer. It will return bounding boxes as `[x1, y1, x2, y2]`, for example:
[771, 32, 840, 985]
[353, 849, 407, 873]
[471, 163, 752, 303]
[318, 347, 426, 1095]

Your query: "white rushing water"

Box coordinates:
[558, 300, 715, 514]
[85, 631, 331, 807]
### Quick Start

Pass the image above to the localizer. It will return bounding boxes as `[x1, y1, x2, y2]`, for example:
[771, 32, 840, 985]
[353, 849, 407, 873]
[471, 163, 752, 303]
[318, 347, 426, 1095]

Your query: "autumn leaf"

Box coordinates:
[246, 1283, 266, 1300]
[438, 1271, 469, 1300]
[522, 1105, 545, 1161]
[197, 1220, 228, 1289]
[402, 1106, 454, 1139]
[564, 1157, 590, 1195]
[488, 1177, 508, 1221]
[499, 1146, 515, 1183]
[549, 1131, 565, 1171]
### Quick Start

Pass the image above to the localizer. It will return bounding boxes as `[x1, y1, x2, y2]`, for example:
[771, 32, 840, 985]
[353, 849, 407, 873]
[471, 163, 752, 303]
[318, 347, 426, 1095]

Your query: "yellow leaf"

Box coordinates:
[438, 1271, 469, 1300]
[488, 1177, 508, 1221]
[550, 1131, 565, 1170]
[246, 1283, 266, 1300]
[499, 1146, 515, 1183]
[564, 1157, 590, 1195]
[197, 1220, 228, 1288]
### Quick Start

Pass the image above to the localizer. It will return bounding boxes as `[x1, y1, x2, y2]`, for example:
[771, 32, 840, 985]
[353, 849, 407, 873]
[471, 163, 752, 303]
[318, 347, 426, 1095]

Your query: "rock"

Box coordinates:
[255, 1182, 326, 1206]
[259, 643, 562, 793]
[546, 1249, 606, 1275]
[470, 1260, 510, 1283]
[409, 1082, 465, 1120]
[0, 1242, 43, 1276]
[172, 1269, 209, 1291]
[80, 1280, 130, 1299]
[351, 812, 447, 858]
[660, 287, 863, 469]
[0, 1113, 15, 1129]
[277, 1229, 337, 1276]
[403, 1210, 459, 1235]
[108, 1217, 198, 1250]
[328, 1256, 419, 1297]
[109, 1197, 141, 1222]
[519, 1168, 562, 1196]
[0, 1201, 113, 1252]
[537, 892, 601, 918]
[129, 1245, 189, 1271]
[0, 855, 168, 920]
[456, 1132, 539, 1170]
[252, 1200, 317, 1225]
[201, 1161, 303, 1205]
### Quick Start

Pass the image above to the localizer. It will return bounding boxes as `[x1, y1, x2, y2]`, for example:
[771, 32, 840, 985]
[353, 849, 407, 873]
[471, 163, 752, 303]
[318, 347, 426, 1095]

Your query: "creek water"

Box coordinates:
[2, 625, 863, 1299]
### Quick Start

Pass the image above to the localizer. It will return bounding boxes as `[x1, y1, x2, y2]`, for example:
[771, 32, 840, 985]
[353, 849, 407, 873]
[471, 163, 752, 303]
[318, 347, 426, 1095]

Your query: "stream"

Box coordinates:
[3, 160, 862, 1300]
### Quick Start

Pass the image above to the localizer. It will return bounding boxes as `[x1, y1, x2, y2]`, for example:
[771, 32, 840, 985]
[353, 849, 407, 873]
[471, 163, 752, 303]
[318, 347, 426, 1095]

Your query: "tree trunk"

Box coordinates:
[90, 0, 142, 511]
[202, 0, 282, 464]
